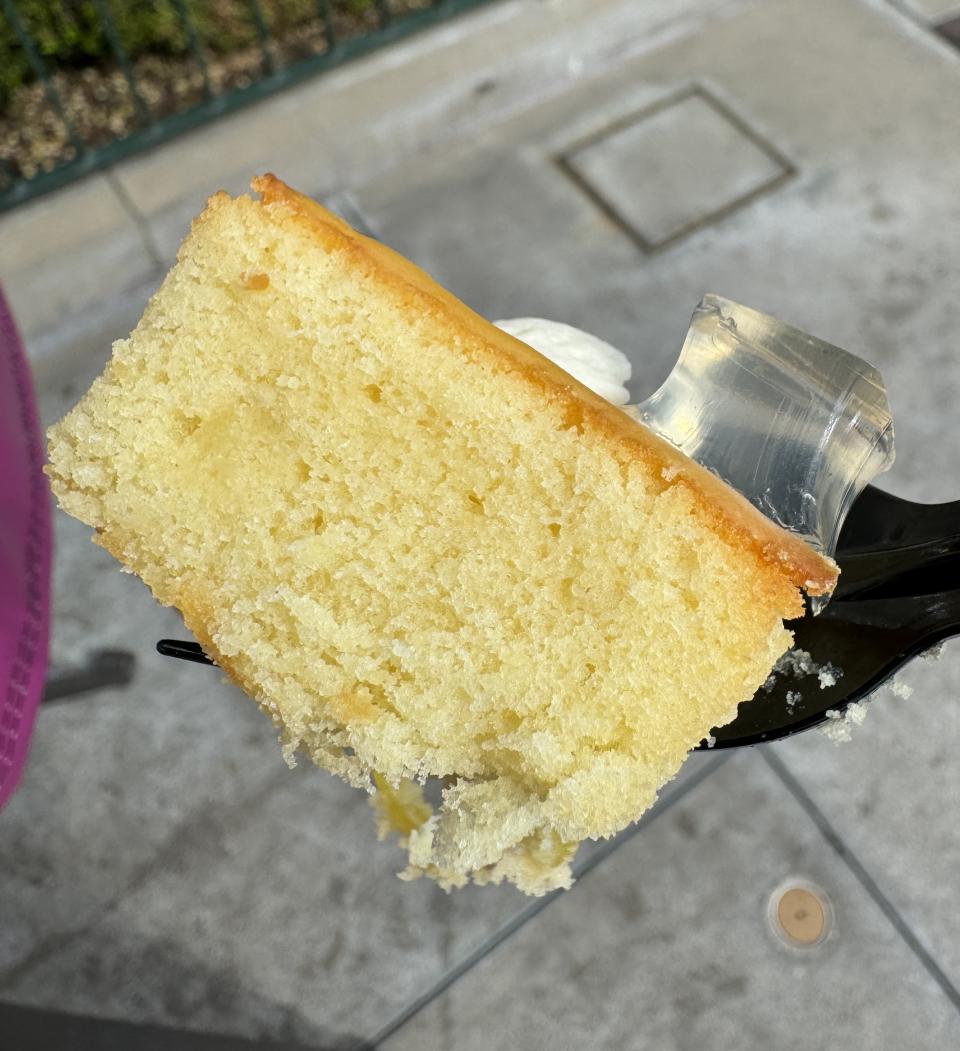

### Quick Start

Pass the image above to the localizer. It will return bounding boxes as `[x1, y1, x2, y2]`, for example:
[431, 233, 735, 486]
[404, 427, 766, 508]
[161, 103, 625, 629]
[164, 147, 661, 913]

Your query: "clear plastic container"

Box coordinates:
[636, 294, 896, 580]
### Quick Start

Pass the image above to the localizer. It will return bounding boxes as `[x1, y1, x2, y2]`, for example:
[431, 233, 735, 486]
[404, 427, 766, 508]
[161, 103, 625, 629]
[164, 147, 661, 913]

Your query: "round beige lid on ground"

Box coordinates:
[768, 880, 832, 948]
[778, 888, 825, 944]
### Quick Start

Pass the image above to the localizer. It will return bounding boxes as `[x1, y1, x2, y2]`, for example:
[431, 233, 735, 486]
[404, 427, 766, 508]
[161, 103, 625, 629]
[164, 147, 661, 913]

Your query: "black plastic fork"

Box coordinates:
[708, 485, 960, 747]
[158, 485, 960, 748]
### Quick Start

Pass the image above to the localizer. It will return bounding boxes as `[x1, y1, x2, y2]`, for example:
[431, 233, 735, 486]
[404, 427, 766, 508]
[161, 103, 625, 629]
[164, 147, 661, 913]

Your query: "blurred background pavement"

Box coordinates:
[2, 1, 960, 1047]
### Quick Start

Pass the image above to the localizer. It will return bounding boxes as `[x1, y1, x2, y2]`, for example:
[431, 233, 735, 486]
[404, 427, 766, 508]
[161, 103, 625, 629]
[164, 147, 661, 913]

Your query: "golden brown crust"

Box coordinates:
[90, 523, 264, 718]
[250, 173, 837, 596]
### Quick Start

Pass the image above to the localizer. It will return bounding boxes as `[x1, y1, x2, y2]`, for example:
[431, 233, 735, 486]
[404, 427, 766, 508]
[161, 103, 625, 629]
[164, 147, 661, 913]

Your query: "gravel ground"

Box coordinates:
[0, 0, 436, 188]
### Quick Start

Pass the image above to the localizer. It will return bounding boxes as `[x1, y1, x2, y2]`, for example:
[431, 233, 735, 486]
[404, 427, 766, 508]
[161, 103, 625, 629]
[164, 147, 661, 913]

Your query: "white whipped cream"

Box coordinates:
[494, 317, 632, 405]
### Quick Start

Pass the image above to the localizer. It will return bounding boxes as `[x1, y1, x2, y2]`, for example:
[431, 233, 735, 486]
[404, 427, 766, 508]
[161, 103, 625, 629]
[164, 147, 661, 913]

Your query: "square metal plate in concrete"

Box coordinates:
[558, 88, 793, 251]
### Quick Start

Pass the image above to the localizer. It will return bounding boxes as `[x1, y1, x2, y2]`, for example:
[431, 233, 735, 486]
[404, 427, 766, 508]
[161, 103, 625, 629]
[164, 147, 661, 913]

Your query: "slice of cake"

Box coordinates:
[46, 175, 837, 894]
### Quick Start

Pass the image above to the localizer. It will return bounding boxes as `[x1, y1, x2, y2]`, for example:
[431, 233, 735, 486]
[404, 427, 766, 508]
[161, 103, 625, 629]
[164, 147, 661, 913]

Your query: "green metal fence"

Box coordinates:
[0, 0, 496, 213]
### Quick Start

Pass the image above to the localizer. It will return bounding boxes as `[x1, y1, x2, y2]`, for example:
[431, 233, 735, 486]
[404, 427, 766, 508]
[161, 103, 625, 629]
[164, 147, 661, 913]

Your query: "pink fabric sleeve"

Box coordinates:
[0, 286, 52, 809]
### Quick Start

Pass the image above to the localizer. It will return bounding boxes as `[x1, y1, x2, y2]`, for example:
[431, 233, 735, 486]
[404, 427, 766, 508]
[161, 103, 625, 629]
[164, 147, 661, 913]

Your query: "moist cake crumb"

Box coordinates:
[44, 175, 837, 894]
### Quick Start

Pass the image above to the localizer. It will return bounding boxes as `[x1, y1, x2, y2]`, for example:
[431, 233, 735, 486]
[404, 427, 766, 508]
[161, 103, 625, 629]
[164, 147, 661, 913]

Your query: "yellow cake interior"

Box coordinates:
[46, 176, 835, 894]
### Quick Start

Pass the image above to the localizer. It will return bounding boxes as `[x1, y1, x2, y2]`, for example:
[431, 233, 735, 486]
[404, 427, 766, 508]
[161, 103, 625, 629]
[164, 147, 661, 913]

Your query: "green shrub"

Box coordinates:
[0, 0, 378, 107]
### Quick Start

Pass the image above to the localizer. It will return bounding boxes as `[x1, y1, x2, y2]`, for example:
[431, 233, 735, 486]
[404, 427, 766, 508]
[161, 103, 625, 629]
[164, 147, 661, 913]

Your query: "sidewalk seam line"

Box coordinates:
[365, 752, 732, 1049]
[762, 746, 960, 1015]
[104, 168, 165, 269]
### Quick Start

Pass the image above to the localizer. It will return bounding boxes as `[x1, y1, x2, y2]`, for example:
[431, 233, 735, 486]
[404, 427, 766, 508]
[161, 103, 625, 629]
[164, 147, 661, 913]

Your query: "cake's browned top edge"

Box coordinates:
[244, 173, 837, 597]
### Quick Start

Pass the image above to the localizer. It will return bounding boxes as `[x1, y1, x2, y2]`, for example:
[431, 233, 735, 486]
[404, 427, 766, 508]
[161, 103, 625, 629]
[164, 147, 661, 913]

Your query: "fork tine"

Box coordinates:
[156, 639, 215, 666]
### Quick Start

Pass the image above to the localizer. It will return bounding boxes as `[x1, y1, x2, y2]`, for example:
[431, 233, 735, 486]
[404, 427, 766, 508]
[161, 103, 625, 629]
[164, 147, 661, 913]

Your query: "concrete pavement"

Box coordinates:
[3, 1, 960, 1047]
